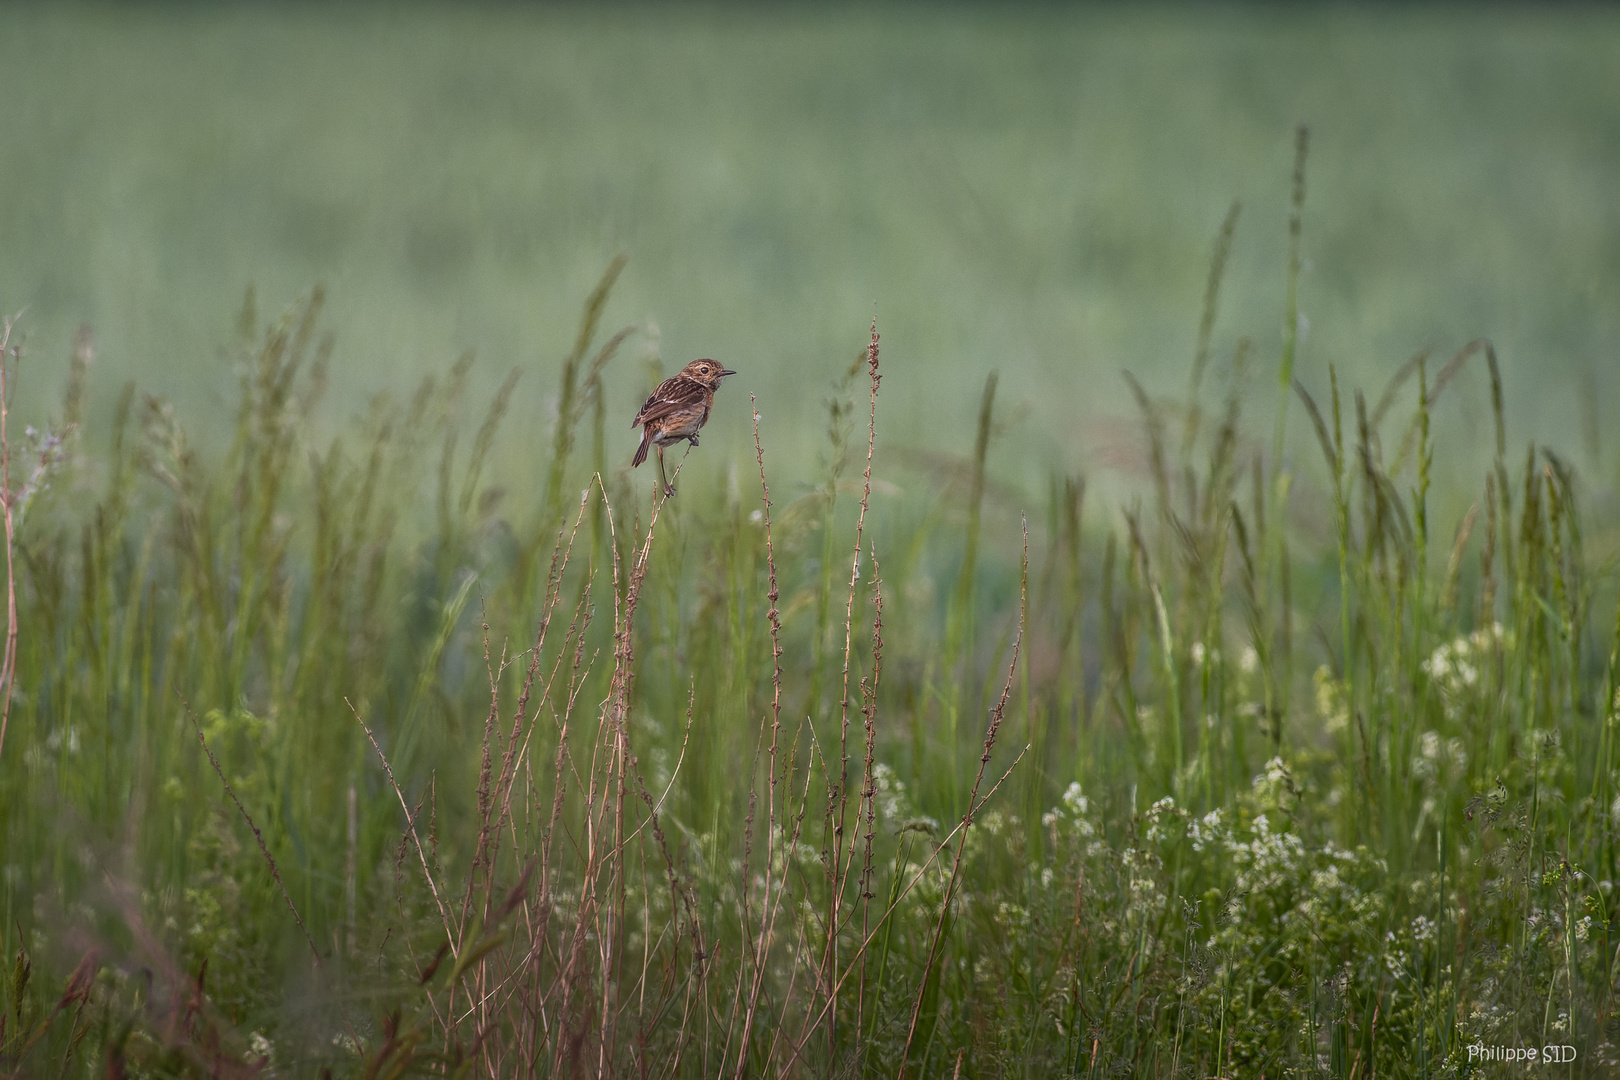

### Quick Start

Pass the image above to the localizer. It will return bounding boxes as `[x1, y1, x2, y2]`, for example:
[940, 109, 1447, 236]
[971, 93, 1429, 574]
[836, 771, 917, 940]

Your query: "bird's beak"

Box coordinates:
[719, 368, 737, 378]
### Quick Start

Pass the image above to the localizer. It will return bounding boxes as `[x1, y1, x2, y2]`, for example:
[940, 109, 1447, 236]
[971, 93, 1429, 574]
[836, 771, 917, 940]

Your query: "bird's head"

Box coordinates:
[680, 359, 737, 387]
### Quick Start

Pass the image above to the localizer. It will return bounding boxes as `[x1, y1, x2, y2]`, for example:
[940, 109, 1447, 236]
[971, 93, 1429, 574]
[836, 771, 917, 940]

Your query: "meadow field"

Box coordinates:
[2, 4, 1620, 1078]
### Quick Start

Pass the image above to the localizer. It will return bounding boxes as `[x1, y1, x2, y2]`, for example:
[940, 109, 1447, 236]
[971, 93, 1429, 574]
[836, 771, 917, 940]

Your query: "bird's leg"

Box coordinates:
[656, 444, 675, 498]
[687, 433, 699, 447]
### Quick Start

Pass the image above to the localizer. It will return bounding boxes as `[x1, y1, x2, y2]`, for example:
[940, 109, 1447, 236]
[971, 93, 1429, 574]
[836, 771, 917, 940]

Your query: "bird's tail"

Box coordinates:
[632, 435, 649, 467]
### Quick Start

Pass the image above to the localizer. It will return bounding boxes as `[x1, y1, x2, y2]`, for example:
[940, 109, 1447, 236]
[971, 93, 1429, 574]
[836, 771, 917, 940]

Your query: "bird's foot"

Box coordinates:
[663, 483, 677, 498]
[688, 434, 700, 447]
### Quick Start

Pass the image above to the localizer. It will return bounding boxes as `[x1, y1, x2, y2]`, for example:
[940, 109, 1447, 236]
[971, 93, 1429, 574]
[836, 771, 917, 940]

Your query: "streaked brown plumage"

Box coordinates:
[631, 359, 736, 496]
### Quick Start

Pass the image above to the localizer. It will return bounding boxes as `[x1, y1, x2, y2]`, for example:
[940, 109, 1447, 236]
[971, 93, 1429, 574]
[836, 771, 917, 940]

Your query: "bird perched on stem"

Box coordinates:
[631, 359, 736, 497]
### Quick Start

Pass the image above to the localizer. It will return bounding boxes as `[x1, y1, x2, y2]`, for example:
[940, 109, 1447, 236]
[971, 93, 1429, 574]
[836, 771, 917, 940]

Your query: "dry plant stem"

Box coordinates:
[0, 318, 17, 765]
[476, 487, 591, 918]
[617, 684, 694, 851]
[351, 698, 458, 951]
[382, 486, 595, 1061]
[528, 587, 598, 1010]
[458, 615, 516, 1053]
[774, 742, 1029, 1077]
[531, 599, 592, 1041]
[552, 459, 684, 1078]
[463, 609, 505, 928]
[621, 689, 696, 1009]
[856, 545, 885, 1038]
[758, 715, 824, 1068]
[490, 614, 579, 923]
[733, 394, 788, 1080]
[603, 485, 701, 1067]
[896, 519, 1029, 1080]
[822, 318, 882, 1054]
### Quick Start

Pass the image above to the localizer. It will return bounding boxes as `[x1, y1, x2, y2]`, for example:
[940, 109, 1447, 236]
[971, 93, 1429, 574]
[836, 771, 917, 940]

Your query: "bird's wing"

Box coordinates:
[632, 376, 708, 428]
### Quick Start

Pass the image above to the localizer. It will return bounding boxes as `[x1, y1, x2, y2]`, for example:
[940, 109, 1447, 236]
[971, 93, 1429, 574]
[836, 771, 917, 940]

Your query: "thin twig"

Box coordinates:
[775, 743, 1030, 1076]
[823, 317, 882, 1053]
[734, 396, 789, 1078]
[351, 698, 458, 951]
[0, 317, 19, 765]
[855, 543, 885, 1041]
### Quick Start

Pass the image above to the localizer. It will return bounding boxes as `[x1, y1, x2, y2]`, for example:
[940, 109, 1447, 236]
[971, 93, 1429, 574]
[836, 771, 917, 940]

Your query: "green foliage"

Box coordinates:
[3, 184, 1620, 1080]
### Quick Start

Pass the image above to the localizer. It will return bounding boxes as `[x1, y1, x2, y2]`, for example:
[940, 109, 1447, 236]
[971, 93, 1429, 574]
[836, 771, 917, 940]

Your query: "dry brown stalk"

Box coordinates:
[358, 483, 599, 1072]
[774, 743, 1030, 1076]
[855, 542, 885, 1038]
[896, 518, 1029, 1079]
[0, 317, 18, 765]
[549, 454, 687, 1077]
[475, 486, 592, 928]
[458, 614, 516, 1057]
[463, 609, 507, 927]
[821, 317, 883, 1057]
[352, 698, 458, 949]
[754, 706, 824, 1070]
[622, 685, 696, 1032]
[731, 394, 789, 1078]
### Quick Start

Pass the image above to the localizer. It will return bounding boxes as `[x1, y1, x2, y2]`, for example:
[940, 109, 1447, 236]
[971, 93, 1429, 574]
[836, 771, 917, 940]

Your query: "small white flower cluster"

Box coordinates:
[1249, 757, 1300, 811]
[1225, 813, 1307, 894]
[1313, 666, 1348, 734]
[248, 1032, 275, 1064]
[1411, 730, 1466, 781]
[757, 823, 822, 879]
[1119, 847, 1168, 934]
[1061, 781, 1089, 818]
[45, 725, 81, 754]
[873, 763, 938, 833]
[1041, 781, 1101, 852]
[1188, 808, 1225, 853]
[1421, 623, 1505, 704]
[1144, 796, 1186, 844]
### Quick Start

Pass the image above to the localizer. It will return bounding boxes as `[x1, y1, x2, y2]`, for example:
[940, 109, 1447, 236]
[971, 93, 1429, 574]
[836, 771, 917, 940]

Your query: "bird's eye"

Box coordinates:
[698, 365, 709, 374]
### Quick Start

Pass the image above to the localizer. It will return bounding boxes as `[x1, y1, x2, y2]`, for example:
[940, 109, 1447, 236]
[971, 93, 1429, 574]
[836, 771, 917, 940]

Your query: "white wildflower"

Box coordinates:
[1145, 796, 1180, 843]
[1062, 781, 1089, 817]
[1189, 808, 1224, 852]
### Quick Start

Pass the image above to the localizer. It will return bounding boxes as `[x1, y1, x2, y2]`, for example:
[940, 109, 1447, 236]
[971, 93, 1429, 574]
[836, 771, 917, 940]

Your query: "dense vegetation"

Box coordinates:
[1, 130, 1618, 1078]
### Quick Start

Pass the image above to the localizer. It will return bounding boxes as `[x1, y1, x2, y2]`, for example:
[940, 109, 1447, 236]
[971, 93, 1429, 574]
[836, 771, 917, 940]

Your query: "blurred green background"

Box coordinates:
[1, 3, 1616, 491]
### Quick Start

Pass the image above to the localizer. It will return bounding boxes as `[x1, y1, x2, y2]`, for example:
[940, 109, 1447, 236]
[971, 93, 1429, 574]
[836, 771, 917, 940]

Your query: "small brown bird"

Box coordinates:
[631, 359, 737, 496]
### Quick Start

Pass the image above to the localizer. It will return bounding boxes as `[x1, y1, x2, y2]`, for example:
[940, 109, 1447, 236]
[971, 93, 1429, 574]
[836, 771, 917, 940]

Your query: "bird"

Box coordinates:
[631, 359, 737, 497]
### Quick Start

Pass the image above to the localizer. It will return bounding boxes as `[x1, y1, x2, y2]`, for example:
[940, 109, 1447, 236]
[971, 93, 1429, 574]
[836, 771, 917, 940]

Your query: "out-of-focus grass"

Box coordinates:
[1, 143, 1619, 1069]
[1, 4, 1618, 492]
